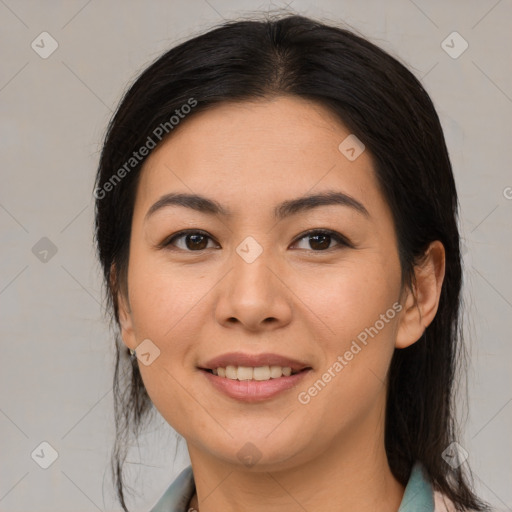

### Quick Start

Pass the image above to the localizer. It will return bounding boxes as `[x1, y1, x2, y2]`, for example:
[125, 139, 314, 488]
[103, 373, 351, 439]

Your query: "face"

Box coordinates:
[118, 96, 409, 471]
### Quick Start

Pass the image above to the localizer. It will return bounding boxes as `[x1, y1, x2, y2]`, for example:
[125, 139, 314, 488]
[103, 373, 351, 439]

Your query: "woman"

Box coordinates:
[94, 14, 490, 512]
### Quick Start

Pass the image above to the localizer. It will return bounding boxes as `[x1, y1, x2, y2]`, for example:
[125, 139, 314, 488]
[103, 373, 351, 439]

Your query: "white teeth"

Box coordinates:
[253, 366, 270, 380]
[281, 367, 292, 377]
[226, 365, 238, 379]
[237, 366, 253, 381]
[211, 365, 295, 380]
[270, 365, 284, 378]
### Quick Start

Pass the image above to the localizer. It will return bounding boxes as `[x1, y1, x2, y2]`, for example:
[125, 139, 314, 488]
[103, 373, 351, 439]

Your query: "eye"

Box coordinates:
[160, 230, 219, 251]
[291, 229, 351, 251]
[159, 228, 351, 252]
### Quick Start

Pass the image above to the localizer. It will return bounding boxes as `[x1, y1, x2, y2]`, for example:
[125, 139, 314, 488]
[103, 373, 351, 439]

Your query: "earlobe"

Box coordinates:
[395, 240, 446, 349]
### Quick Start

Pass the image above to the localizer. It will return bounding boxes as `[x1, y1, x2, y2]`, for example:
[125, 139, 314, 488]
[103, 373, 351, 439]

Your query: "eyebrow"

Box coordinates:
[144, 190, 370, 222]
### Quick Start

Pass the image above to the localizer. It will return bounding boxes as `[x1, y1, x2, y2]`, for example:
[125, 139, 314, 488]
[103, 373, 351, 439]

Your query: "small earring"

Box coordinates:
[129, 348, 136, 359]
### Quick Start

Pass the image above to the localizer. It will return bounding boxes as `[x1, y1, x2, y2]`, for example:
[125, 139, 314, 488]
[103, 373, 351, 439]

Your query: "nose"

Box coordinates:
[214, 241, 293, 332]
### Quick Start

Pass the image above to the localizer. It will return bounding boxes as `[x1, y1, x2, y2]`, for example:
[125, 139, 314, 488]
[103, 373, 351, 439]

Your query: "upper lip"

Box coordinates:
[199, 352, 312, 372]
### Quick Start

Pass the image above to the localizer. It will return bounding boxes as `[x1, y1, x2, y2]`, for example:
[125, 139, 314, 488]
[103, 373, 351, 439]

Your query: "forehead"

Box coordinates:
[134, 96, 386, 221]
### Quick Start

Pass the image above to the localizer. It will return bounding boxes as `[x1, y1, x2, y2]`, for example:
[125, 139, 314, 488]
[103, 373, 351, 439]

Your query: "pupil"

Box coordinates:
[310, 233, 330, 250]
[187, 234, 207, 250]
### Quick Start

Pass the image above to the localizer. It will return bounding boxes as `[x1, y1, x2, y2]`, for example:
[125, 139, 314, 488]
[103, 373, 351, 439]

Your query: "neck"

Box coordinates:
[186, 418, 404, 512]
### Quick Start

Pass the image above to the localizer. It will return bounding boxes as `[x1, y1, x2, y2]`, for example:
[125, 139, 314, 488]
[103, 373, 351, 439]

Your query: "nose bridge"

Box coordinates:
[215, 233, 292, 329]
[230, 234, 275, 297]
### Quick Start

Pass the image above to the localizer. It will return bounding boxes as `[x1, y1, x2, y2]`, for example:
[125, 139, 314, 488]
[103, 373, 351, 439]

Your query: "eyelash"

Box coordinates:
[159, 229, 352, 252]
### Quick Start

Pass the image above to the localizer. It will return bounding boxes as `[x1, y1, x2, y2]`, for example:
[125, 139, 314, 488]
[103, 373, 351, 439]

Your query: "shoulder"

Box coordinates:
[434, 490, 457, 512]
[402, 462, 478, 512]
[434, 490, 481, 512]
[148, 465, 195, 512]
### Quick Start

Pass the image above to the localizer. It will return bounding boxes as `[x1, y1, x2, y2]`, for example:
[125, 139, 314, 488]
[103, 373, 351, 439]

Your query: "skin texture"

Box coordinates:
[117, 96, 445, 512]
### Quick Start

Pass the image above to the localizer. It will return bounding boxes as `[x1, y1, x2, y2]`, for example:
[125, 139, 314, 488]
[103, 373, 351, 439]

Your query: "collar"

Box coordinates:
[149, 461, 434, 512]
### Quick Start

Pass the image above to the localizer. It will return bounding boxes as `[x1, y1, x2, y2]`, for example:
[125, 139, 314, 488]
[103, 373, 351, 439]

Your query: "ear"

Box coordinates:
[111, 263, 137, 351]
[395, 240, 446, 349]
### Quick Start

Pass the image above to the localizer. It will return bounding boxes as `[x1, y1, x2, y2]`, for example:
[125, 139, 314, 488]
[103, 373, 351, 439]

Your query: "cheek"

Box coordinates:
[301, 279, 399, 433]
[299, 254, 401, 339]
[126, 260, 209, 432]
[127, 250, 207, 340]
[300, 255, 401, 399]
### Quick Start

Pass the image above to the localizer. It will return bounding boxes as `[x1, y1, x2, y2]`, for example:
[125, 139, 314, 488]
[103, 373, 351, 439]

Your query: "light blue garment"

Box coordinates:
[149, 461, 434, 512]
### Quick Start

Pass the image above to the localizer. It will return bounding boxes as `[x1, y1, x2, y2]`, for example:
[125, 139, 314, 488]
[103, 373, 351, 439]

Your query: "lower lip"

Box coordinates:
[199, 368, 312, 402]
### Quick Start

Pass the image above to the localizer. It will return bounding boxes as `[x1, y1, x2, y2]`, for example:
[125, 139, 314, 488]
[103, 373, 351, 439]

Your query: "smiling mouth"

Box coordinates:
[199, 365, 313, 402]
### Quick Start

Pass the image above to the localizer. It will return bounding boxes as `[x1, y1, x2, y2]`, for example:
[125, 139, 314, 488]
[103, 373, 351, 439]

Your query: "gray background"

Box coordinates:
[0, 0, 511, 510]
